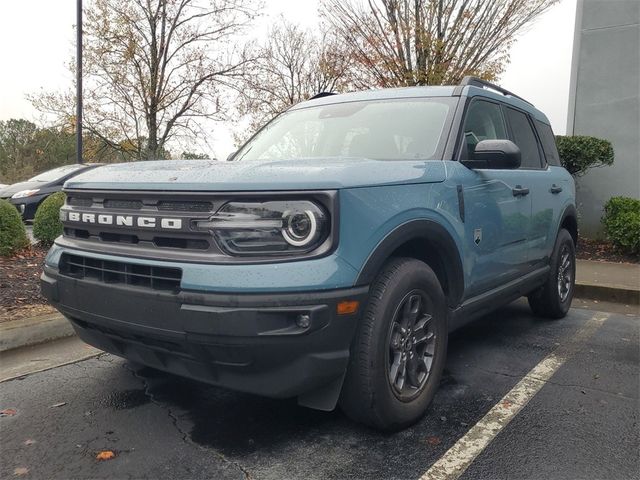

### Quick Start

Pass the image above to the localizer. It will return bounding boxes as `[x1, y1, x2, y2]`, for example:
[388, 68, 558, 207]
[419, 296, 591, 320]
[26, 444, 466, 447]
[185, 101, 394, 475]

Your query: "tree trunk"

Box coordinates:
[147, 110, 158, 159]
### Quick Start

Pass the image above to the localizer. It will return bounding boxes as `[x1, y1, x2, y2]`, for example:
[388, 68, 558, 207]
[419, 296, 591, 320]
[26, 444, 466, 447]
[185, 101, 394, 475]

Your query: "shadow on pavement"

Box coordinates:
[123, 300, 570, 459]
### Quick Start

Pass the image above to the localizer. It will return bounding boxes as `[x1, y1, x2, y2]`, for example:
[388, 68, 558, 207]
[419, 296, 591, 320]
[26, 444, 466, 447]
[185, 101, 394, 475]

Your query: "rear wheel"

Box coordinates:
[528, 228, 576, 319]
[339, 258, 448, 431]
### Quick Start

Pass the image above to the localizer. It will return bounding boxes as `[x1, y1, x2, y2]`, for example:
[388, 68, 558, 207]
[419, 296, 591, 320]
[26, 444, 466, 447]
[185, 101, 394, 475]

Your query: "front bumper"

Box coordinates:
[41, 265, 367, 403]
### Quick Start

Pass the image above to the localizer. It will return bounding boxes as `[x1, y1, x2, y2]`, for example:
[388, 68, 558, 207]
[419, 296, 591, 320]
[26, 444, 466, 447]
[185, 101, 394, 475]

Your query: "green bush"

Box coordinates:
[33, 192, 66, 245]
[555, 135, 614, 177]
[0, 199, 29, 256]
[602, 196, 640, 255]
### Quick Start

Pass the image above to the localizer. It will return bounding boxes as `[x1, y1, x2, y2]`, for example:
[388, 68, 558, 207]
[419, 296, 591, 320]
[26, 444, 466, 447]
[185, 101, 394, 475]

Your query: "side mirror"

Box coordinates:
[461, 139, 521, 170]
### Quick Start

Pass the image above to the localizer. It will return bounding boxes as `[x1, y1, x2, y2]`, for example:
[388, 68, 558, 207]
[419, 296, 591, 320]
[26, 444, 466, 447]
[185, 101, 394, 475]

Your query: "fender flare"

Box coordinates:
[354, 219, 465, 307]
[558, 204, 578, 244]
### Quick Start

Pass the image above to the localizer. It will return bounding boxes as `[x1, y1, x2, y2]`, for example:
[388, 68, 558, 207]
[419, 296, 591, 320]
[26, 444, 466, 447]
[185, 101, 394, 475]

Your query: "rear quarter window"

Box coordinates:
[535, 120, 561, 166]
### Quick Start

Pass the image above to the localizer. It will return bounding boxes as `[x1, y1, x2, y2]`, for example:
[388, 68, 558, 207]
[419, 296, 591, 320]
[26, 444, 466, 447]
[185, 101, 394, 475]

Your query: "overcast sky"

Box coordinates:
[0, 0, 577, 158]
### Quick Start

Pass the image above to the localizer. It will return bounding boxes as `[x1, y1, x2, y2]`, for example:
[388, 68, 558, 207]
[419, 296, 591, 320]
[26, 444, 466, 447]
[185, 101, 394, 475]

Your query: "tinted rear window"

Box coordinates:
[505, 108, 543, 169]
[535, 120, 561, 166]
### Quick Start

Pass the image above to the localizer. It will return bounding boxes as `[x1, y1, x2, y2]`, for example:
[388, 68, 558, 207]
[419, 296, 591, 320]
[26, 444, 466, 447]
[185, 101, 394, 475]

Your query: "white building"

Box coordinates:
[566, 0, 639, 236]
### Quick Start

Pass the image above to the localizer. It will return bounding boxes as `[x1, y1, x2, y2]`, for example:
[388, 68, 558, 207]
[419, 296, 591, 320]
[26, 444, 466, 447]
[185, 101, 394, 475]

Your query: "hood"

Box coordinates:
[0, 180, 44, 198]
[64, 158, 446, 191]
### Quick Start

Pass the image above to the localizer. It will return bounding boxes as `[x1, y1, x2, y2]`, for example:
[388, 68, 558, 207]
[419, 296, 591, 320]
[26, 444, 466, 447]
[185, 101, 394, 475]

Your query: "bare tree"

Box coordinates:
[32, 0, 259, 160]
[322, 0, 558, 88]
[236, 17, 350, 135]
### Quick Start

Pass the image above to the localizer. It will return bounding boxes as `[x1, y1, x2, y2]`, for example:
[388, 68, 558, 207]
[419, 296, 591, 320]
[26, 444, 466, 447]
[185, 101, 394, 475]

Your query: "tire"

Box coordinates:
[339, 257, 448, 431]
[527, 228, 576, 319]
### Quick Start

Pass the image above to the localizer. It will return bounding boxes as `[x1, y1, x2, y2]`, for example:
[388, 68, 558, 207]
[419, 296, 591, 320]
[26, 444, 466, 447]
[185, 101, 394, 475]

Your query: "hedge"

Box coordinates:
[602, 196, 640, 255]
[555, 135, 614, 177]
[33, 192, 66, 245]
[0, 199, 29, 256]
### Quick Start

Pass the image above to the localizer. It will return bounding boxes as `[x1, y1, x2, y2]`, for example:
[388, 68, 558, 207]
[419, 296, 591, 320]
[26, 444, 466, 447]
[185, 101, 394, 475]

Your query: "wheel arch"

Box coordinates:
[355, 220, 465, 308]
[559, 204, 578, 246]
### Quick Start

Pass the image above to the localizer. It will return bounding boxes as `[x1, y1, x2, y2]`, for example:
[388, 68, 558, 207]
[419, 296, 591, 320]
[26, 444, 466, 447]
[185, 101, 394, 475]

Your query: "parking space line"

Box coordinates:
[421, 312, 610, 480]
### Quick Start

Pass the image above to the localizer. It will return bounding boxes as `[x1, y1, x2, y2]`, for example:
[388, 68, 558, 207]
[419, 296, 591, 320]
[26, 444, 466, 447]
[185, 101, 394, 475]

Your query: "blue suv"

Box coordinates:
[41, 77, 577, 430]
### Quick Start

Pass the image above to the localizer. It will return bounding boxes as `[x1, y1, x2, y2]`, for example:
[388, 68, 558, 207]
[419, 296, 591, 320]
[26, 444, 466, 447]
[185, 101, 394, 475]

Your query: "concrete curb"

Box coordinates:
[0, 313, 74, 353]
[575, 283, 640, 306]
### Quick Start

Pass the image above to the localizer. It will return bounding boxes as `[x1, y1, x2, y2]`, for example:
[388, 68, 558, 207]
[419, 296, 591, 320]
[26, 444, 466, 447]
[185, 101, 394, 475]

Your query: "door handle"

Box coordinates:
[550, 184, 563, 194]
[512, 185, 530, 197]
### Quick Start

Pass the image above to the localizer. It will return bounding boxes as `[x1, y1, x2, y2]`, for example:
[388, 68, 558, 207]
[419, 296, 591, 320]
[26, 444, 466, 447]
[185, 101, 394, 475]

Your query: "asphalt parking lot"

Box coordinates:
[1, 300, 638, 480]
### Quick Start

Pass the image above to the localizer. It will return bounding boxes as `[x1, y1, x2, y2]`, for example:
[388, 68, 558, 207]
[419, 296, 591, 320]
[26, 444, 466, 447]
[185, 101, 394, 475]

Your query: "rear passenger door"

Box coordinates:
[503, 108, 558, 268]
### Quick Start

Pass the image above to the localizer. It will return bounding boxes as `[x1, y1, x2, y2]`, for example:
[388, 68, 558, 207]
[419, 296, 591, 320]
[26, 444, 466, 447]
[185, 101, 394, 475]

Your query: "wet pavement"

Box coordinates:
[1, 300, 638, 480]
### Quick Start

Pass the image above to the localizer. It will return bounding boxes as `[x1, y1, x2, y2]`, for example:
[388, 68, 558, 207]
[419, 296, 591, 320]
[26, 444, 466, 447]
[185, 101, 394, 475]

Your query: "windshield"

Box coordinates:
[235, 98, 454, 162]
[29, 164, 87, 182]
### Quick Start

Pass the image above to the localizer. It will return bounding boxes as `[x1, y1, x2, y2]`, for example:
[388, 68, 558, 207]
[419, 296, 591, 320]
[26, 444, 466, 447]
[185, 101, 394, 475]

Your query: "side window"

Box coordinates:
[460, 100, 508, 160]
[535, 120, 561, 166]
[504, 108, 543, 169]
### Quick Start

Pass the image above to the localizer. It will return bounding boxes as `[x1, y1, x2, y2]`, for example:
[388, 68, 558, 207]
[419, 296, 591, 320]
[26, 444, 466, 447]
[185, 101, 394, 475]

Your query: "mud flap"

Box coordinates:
[297, 372, 346, 411]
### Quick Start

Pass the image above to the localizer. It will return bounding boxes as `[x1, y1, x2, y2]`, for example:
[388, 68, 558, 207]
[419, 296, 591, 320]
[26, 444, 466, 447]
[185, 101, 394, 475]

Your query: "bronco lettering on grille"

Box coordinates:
[66, 211, 182, 230]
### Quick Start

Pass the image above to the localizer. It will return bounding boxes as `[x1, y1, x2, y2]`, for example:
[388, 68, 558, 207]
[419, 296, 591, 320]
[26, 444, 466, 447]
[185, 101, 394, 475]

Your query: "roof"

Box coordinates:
[291, 86, 457, 110]
[291, 83, 550, 125]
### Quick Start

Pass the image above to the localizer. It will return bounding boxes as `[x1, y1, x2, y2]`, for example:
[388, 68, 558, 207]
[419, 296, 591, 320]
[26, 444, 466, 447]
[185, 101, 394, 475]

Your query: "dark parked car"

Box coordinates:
[0, 164, 102, 221]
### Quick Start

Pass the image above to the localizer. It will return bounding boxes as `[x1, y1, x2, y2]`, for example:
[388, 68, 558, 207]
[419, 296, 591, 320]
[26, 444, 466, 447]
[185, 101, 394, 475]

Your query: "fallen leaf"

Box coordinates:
[96, 450, 116, 461]
[13, 467, 29, 476]
[50, 402, 67, 408]
[502, 400, 513, 408]
[425, 436, 441, 446]
[0, 408, 17, 417]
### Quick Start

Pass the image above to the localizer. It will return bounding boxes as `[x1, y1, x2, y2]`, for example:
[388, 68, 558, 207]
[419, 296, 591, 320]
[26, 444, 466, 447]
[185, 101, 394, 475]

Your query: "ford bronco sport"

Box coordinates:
[41, 77, 577, 431]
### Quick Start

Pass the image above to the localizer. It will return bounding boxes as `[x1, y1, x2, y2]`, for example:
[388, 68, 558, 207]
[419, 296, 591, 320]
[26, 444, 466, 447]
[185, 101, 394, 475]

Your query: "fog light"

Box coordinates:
[296, 314, 311, 329]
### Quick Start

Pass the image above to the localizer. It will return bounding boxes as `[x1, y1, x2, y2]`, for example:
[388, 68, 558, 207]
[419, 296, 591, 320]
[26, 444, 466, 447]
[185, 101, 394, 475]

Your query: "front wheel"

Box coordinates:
[339, 258, 448, 431]
[528, 228, 576, 319]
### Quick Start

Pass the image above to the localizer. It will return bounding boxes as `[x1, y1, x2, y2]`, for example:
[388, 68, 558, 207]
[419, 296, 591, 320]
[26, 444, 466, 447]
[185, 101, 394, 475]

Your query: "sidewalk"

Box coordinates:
[576, 260, 639, 305]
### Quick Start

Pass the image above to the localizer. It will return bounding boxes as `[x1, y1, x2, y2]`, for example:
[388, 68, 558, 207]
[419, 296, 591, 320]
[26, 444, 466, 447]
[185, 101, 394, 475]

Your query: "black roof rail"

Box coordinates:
[454, 76, 534, 106]
[309, 91, 337, 100]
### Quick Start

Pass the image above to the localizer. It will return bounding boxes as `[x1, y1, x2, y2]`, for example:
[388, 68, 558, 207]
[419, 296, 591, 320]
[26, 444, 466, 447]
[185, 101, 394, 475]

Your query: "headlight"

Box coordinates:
[196, 200, 329, 256]
[11, 189, 40, 199]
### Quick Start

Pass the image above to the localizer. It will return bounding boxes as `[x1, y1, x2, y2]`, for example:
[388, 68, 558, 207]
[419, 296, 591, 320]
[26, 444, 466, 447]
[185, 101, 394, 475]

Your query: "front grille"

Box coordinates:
[59, 254, 182, 292]
[67, 196, 93, 207]
[68, 197, 214, 212]
[157, 200, 213, 212]
[60, 191, 220, 254]
[104, 199, 143, 210]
